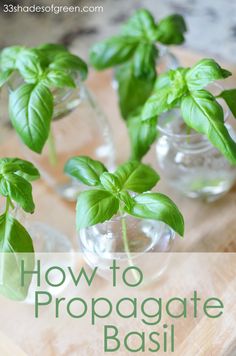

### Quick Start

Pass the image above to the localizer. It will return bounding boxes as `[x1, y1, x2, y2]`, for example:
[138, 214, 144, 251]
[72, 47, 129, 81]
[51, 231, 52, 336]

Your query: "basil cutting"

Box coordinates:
[0, 157, 40, 300]
[65, 156, 184, 237]
[90, 9, 187, 120]
[142, 58, 236, 164]
[0, 43, 88, 153]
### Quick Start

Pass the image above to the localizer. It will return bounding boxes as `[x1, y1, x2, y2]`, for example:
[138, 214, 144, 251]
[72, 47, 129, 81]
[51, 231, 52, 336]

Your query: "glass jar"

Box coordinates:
[155, 45, 180, 72]
[21, 80, 115, 201]
[0, 197, 74, 302]
[78, 214, 175, 284]
[0, 197, 73, 253]
[24, 221, 74, 304]
[6, 74, 115, 201]
[156, 110, 236, 201]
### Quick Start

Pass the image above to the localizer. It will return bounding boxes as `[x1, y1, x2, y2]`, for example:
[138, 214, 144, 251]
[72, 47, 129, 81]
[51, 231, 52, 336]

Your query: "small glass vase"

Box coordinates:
[24, 221, 74, 304]
[5, 73, 115, 201]
[20, 80, 115, 201]
[0, 200, 73, 254]
[0, 199, 74, 303]
[112, 46, 179, 90]
[155, 45, 180, 72]
[78, 214, 175, 284]
[156, 110, 236, 201]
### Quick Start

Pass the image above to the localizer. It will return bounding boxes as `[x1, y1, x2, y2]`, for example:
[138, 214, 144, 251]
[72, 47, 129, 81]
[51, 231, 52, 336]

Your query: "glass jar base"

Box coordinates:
[167, 178, 235, 202]
[155, 108, 236, 203]
[24, 222, 73, 304]
[184, 188, 231, 202]
[78, 219, 175, 284]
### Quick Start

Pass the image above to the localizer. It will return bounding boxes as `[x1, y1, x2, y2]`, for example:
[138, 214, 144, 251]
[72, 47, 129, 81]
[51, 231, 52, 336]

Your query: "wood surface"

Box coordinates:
[0, 49, 236, 355]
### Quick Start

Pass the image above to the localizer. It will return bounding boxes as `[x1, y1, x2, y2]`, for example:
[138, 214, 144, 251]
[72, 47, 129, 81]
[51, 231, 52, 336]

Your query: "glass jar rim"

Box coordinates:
[157, 83, 229, 140]
[155, 44, 172, 56]
[108, 213, 129, 222]
[53, 74, 81, 102]
[8, 71, 81, 101]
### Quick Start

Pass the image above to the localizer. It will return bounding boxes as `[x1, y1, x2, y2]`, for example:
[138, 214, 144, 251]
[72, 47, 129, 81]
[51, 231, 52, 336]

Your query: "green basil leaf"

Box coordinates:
[142, 87, 173, 120]
[50, 52, 88, 80]
[167, 68, 188, 103]
[133, 42, 157, 79]
[0, 214, 34, 253]
[217, 89, 236, 118]
[76, 190, 119, 229]
[44, 70, 76, 88]
[64, 156, 108, 186]
[127, 113, 157, 160]
[121, 9, 157, 41]
[0, 69, 13, 87]
[118, 191, 134, 211]
[100, 172, 121, 193]
[89, 36, 138, 70]
[0, 213, 34, 300]
[0, 158, 40, 182]
[0, 173, 35, 213]
[0, 46, 23, 71]
[142, 69, 188, 121]
[115, 60, 155, 119]
[13, 160, 40, 182]
[9, 82, 53, 153]
[181, 90, 236, 164]
[15, 49, 43, 83]
[126, 192, 184, 236]
[185, 59, 231, 91]
[114, 161, 160, 193]
[37, 43, 67, 57]
[33, 44, 68, 69]
[156, 14, 187, 45]
[154, 72, 171, 90]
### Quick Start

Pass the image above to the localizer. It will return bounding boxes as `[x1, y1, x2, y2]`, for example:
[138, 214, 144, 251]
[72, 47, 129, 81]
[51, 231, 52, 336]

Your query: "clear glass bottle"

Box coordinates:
[20, 79, 115, 201]
[156, 110, 236, 201]
[78, 214, 175, 284]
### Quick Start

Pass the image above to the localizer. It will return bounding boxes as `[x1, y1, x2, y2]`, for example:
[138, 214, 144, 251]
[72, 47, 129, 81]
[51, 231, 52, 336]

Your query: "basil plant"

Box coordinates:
[90, 8, 187, 120]
[64, 156, 184, 237]
[0, 157, 40, 300]
[0, 43, 88, 154]
[135, 58, 236, 164]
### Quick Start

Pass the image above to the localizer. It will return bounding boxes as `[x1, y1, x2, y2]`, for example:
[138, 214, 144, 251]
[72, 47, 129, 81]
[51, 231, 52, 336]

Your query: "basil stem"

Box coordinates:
[5, 197, 10, 215]
[5, 197, 14, 214]
[47, 129, 57, 166]
[119, 207, 140, 283]
[186, 125, 192, 144]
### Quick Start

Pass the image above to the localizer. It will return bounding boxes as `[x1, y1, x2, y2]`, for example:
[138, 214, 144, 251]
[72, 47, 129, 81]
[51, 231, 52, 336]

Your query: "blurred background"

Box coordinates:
[0, 0, 236, 64]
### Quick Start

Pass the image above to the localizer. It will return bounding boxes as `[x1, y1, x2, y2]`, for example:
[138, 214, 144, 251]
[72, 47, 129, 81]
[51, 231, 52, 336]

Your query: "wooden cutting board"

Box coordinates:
[0, 49, 236, 355]
[0, 331, 27, 356]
